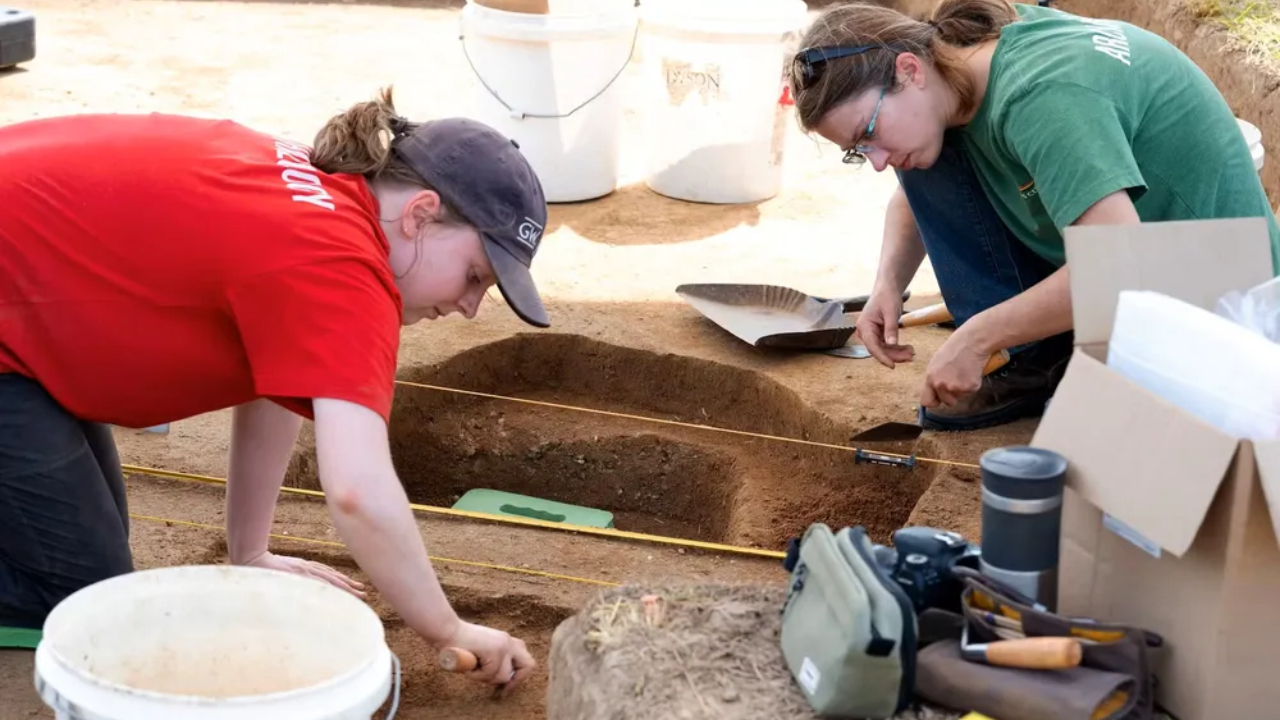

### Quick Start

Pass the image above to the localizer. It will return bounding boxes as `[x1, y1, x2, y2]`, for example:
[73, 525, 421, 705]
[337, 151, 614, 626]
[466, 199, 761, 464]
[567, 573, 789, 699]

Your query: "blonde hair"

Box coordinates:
[790, 0, 1018, 130]
[309, 86, 464, 222]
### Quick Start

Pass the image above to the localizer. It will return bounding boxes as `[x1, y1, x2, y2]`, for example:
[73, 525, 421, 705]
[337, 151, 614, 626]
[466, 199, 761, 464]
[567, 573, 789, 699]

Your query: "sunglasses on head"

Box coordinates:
[792, 45, 888, 90]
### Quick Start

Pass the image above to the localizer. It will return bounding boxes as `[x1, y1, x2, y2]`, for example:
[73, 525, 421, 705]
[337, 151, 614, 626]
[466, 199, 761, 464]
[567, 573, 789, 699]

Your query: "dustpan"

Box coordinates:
[675, 283, 912, 357]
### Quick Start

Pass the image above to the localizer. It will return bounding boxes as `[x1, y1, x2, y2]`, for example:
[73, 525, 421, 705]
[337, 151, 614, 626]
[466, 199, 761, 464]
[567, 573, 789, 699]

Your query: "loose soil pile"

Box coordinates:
[546, 583, 962, 720]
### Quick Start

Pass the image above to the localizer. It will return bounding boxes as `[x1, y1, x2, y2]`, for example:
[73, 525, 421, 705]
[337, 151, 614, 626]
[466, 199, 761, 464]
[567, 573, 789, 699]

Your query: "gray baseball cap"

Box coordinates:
[391, 117, 549, 328]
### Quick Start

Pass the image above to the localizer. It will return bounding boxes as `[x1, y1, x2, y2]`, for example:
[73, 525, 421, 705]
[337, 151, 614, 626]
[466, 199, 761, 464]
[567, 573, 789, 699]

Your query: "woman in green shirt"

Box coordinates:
[789, 0, 1277, 430]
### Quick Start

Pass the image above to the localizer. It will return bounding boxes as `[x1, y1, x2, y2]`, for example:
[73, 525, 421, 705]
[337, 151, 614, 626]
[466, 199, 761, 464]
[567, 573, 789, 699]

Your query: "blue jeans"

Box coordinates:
[895, 128, 1064, 354]
[0, 374, 134, 629]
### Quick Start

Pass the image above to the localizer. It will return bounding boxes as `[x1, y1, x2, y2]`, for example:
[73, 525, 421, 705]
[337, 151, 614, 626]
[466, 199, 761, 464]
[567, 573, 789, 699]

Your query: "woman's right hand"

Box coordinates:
[856, 288, 916, 369]
[440, 620, 536, 695]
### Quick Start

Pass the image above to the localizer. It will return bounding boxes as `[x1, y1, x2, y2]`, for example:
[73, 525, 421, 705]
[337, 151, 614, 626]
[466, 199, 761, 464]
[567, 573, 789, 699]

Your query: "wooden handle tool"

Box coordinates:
[898, 302, 952, 328]
[983, 348, 1011, 375]
[897, 304, 1009, 375]
[439, 646, 479, 673]
[963, 636, 1084, 670]
[439, 646, 519, 700]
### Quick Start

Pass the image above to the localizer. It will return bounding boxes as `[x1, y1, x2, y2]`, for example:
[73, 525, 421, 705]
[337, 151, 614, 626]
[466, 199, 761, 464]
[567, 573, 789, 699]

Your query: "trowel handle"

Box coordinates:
[899, 302, 953, 328]
[983, 349, 1011, 376]
[439, 647, 478, 673]
[972, 637, 1084, 669]
[817, 289, 912, 313]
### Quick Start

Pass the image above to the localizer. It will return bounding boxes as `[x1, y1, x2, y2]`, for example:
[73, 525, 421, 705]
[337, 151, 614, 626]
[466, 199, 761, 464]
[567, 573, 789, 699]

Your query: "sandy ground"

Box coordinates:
[2, 0, 1226, 717]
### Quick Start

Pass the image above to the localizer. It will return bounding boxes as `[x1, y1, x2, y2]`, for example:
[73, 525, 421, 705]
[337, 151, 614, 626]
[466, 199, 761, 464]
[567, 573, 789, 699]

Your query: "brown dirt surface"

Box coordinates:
[0, 0, 1124, 718]
[547, 583, 962, 720]
[1058, 0, 1280, 204]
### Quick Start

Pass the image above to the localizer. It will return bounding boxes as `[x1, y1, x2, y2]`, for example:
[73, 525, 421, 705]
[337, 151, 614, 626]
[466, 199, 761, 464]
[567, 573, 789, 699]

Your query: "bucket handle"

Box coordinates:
[383, 651, 403, 720]
[458, 14, 640, 120]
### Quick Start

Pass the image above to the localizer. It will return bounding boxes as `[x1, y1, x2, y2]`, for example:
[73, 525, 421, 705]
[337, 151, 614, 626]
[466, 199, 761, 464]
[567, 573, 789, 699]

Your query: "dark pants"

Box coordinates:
[0, 373, 134, 629]
[895, 128, 1066, 354]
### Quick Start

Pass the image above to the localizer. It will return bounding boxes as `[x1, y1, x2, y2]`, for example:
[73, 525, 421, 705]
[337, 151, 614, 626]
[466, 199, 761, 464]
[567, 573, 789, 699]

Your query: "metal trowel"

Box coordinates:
[850, 421, 926, 442]
[824, 344, 871, 359]
[849, 349, 1013, 442]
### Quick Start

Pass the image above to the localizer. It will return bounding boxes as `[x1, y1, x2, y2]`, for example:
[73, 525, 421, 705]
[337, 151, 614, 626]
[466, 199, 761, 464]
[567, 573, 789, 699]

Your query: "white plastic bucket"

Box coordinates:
[34, 565, 399, 720]
[1238, 117, 1265, 172]
[639, 0, 809, 204]
[459, 0, 639, 203]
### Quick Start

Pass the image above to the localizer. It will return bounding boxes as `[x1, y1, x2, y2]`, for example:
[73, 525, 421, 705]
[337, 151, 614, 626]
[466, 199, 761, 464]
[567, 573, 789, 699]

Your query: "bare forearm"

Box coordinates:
[961, 265, 1073, 353]
[324, 467, 459, 643]
[226, 399, 303, 564]
[961, 190, 1140, 353]
[313, 398, 460, 645]
[874, 186, 927, 296]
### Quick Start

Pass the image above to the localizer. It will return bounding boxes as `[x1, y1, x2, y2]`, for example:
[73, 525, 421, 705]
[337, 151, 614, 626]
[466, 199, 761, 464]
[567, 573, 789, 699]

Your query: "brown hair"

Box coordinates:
[309, 86, 465, 222]
[789, 0, 1018, 131]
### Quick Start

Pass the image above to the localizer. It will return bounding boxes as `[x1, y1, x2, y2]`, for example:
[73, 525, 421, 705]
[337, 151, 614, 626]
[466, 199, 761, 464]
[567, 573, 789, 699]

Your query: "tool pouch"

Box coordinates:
[780, 523, 918, 719]
[915, 636, 1140, 720]
[914, 567, 1164, 720]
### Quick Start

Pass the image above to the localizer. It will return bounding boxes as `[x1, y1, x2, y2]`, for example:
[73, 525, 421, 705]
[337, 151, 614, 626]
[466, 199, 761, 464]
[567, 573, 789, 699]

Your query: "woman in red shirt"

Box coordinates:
[0, 87, 543, 690]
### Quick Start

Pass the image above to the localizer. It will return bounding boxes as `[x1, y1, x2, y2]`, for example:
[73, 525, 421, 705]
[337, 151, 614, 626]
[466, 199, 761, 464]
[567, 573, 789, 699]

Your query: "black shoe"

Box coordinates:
[918, 334, 1073, 431]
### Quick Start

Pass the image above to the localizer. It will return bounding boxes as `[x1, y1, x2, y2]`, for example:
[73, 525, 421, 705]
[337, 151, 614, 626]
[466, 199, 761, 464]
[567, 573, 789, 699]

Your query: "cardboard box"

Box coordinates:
[1031, 217, 1280, 720]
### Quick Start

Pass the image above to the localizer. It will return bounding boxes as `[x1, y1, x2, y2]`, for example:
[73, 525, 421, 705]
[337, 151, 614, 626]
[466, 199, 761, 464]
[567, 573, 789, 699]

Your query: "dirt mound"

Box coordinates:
[286, 334, 940, 549]
[546, 583, 961, 720]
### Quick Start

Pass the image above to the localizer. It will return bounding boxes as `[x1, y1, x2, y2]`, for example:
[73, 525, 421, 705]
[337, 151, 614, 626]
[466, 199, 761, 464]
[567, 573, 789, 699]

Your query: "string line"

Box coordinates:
[122, 464, 790, 560]
[131, 513, 621, 587]
[391, 378, 981, 470]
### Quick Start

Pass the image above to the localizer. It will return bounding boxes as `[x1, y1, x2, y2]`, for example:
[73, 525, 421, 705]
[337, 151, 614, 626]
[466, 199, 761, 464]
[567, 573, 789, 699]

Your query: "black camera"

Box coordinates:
[868, 526, 981, 615]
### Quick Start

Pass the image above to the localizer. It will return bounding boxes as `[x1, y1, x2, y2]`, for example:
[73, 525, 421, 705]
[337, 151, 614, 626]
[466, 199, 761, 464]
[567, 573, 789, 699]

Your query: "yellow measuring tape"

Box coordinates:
[122, 463, 791, 560]
[124, 379, 982, 564]
[131, 512, 620, 587]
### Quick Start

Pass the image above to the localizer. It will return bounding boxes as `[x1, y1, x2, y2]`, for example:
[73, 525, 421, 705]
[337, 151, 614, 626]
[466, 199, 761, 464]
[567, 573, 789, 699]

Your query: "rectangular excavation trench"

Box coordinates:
[380, 396, 937, 550]
[286, 335, 940, 550]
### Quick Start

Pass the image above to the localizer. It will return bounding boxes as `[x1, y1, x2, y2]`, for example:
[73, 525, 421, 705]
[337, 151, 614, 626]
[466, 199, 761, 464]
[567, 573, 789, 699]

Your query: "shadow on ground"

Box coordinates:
[546, 182, 764, 246]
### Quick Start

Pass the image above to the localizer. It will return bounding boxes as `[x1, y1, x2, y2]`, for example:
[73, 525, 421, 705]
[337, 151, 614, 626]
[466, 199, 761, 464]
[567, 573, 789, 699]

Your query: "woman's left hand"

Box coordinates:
[242, 551, 367, 598]
[920, 329, 991, 408]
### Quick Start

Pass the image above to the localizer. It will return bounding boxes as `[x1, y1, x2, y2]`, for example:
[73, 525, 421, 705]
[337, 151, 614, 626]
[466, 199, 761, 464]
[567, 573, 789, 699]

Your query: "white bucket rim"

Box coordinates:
[40, 565, 389, 708]
[461, 0, 638, 40]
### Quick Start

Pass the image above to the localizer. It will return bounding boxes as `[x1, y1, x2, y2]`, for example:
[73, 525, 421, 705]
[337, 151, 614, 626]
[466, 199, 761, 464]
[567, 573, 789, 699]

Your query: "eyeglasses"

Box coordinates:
[791, 45, 882, 90]
[843, 86, 886, 166]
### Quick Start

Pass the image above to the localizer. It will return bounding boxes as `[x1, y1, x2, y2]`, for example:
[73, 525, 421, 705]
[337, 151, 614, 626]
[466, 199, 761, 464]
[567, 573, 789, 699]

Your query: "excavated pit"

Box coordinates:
[196, 543, 570, 720]
[375, 584, 574, 720]
[288, 334, 939, 548]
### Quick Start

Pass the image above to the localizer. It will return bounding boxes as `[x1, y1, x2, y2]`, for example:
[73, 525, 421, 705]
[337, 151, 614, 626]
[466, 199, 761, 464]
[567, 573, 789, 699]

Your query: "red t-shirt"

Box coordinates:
[0, 113, 403, 428]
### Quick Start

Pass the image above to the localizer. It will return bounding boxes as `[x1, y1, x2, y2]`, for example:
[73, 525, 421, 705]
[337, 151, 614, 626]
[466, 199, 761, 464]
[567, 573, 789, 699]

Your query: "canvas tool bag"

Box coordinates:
[914, 567, 1164, 720]
[780, 523, 917, 719]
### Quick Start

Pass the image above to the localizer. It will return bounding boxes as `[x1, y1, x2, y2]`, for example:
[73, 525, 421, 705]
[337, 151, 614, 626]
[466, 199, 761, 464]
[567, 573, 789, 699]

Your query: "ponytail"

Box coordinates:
[308, 86, 467, 225]
[930, 0, 1018, 46]
[309, 86, 423, 187]
[789, 0, 1017, 131]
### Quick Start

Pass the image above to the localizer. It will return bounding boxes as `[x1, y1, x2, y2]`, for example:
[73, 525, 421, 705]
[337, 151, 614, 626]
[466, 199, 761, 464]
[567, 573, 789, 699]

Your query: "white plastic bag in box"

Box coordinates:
[1107, 289, 1280, 441]
[1216, 275, 1280, 344]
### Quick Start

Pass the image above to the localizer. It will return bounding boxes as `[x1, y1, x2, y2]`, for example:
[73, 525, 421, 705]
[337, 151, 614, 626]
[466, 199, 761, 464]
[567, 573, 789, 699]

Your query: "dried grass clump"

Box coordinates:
[546, 583, 961, 720]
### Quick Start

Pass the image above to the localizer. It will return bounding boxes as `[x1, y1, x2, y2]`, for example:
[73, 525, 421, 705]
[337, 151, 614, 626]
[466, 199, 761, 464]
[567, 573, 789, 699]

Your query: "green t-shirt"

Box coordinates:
[962, 3, 1280, 273]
